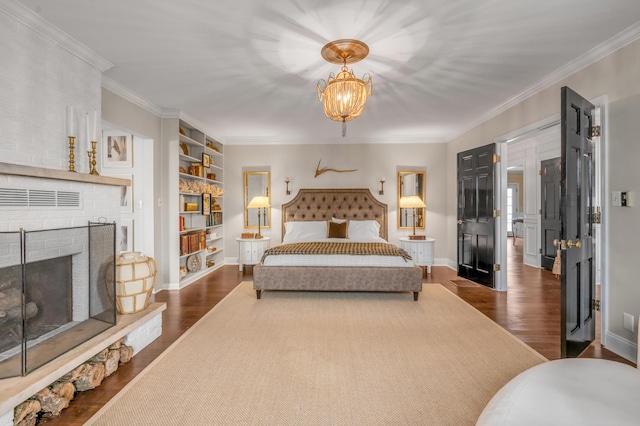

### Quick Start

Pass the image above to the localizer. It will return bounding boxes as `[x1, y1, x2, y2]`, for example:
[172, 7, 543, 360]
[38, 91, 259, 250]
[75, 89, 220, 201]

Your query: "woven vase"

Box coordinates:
[113, 252, 158, 314]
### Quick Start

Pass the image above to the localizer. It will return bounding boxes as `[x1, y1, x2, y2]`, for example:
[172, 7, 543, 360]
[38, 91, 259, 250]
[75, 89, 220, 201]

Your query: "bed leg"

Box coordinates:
[413, 292, 419, 301]
[256, 290, 262, 299]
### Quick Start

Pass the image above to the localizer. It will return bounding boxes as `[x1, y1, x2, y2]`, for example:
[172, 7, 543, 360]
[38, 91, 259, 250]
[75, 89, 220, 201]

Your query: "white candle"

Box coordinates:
[86, 113, 91, 150]
[66, 106, 74, 136]
[92, 109, 97, 142]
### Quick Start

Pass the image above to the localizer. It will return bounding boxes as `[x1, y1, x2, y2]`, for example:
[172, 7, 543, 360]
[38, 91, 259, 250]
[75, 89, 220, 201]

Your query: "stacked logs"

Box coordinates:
[13, 338, 134, 426]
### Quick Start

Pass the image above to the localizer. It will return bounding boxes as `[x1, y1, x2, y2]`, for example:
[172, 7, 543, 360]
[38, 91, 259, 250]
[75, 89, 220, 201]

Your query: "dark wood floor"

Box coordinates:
[41, 241, 633, 425]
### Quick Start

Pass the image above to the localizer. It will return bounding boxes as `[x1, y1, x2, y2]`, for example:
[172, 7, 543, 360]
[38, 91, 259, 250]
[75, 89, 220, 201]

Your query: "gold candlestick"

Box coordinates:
[88, 141, 99, 175]
[68, 136, 76, 172]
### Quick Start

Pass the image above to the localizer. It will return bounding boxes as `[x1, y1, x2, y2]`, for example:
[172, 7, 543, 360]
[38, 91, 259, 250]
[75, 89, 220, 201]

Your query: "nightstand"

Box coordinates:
[236, 237, 270, 272]
[399, 237, 435, 274]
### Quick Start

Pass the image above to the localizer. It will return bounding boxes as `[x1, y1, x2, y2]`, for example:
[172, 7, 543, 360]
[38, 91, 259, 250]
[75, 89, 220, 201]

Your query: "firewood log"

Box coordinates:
[13, 399, 41, 424]
[104, 349, 121, 377]
[50, 381, 75, 402]
[34, 387, 69, 416]
[119, 345, 134, 364]
[73, 363, 105, 391]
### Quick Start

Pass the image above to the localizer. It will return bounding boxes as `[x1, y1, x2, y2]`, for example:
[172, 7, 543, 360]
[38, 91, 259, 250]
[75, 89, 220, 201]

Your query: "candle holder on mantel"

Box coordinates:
[87, 141, 99, 175]
[67, 136, 76, 172]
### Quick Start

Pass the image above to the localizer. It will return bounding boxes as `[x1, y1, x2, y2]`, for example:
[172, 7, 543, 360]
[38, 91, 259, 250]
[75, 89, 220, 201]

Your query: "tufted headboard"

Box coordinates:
[281, 188, 388, 240]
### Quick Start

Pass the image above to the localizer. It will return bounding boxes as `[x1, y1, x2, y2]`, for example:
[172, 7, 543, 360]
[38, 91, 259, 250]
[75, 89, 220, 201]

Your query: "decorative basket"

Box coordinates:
[112, 252, 158, 314]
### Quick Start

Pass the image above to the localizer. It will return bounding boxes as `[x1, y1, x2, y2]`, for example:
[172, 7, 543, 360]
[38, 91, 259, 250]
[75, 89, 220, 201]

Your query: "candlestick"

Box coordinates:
[87, 141, 99, 175]
[68, 136, 76, 172]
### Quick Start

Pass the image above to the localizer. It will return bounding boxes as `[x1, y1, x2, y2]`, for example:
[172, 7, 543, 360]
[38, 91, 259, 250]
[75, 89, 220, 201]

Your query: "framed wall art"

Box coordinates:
[102, 130, 133, 168]
[119, 219, 134, 253]
[110, 174, 133, 213]
[202, 193, 211, 216]
[202, 152, 211, 168]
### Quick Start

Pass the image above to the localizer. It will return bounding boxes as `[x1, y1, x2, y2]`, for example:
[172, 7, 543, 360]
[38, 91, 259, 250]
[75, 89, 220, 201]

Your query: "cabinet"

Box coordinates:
[175, 119, 224, 287]
[399, 237, 434, 274]
[236, 237, 270, 272]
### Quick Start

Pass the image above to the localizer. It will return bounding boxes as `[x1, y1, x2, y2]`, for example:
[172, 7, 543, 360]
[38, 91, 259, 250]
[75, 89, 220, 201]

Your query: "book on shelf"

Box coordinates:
[189, 233, 199, 254]
[180, 234, 190, 256]
[179, 216, 185, 231]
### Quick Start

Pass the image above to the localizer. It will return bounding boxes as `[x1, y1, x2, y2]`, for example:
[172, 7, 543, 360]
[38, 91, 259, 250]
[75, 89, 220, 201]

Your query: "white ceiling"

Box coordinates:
[16, 0, 640, 145]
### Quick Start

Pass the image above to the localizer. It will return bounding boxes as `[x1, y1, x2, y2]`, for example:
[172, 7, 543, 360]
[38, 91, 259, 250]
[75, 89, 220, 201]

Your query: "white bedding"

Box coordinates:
[261, 237, 415, 268]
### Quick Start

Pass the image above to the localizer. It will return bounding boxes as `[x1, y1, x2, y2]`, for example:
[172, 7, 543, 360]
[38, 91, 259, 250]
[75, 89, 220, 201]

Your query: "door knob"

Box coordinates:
[457, 220, 463, 225]
[566, 239, 581, 249]
[553, 239, 567, 250]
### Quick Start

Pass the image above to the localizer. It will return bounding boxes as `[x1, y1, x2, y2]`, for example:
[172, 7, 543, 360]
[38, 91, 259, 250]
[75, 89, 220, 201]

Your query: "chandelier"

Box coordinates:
[317, 39, 372, 137]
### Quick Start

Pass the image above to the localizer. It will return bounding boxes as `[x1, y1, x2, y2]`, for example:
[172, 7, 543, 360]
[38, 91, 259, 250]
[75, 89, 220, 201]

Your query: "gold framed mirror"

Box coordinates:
[398, 171, 426, 229]
[244, 171, 271, 229]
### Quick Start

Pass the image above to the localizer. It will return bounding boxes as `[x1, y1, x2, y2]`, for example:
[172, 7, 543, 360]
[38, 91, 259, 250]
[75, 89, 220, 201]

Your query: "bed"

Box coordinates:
[253, 188, 423, 300]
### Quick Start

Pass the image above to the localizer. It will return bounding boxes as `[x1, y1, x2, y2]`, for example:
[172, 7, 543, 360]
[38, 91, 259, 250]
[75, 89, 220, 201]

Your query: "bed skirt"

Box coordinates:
[253, 264, 423, 300]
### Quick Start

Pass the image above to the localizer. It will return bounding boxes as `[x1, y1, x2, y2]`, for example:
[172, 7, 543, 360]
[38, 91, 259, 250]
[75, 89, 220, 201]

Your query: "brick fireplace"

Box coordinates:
[0, 223, 116, 379]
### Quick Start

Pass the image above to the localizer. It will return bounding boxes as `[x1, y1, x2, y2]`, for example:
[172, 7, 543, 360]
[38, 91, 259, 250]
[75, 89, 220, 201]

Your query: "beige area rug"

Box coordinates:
[87, 282, 546, 426]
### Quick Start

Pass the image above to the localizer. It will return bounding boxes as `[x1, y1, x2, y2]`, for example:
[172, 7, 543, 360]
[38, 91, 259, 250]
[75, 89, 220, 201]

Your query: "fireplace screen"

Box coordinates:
[0, 222, 116, 378]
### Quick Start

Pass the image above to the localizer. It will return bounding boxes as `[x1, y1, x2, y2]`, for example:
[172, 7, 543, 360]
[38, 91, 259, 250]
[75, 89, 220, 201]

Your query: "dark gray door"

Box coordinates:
[560, 86, 596, 358]
[457, 143, 495, 287]
[541, 157, 561, 270]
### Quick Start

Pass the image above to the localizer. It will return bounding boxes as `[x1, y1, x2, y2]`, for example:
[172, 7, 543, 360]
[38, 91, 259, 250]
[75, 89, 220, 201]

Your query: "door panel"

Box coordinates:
[457, 143, 495, 287]
[541, 157, 561, 270]
[561, 86, 596, 358]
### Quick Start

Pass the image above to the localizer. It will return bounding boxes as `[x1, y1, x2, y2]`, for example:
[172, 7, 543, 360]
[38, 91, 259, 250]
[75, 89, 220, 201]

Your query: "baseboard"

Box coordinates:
[604, 330, 638, 364]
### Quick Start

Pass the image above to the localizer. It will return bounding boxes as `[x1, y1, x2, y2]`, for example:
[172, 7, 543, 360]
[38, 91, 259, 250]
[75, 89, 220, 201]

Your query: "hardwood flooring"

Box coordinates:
[41, 245, 633, 425]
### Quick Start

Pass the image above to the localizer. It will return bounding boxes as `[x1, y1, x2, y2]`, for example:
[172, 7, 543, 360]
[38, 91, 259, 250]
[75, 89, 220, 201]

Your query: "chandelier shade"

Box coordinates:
[317, 39, 372, 137]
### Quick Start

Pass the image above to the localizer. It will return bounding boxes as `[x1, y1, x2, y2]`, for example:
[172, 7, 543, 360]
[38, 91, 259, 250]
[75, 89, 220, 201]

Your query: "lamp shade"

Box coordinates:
[247, 196, 270, 209]
[399, 195, 426, 209]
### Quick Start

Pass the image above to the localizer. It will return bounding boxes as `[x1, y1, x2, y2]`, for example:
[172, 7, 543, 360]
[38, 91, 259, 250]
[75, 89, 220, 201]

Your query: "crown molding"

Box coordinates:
[0, 0, 113, 72]
[447, 21, 640, 143]
[101, 76, 180, 118]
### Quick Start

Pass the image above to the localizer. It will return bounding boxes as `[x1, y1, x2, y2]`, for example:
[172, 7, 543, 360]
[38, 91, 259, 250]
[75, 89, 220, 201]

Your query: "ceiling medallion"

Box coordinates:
[317, 39, 372, 137]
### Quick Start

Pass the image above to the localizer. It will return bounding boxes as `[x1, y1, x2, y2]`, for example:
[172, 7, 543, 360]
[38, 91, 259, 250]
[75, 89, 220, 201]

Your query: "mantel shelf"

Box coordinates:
[0, 162, 131, 186]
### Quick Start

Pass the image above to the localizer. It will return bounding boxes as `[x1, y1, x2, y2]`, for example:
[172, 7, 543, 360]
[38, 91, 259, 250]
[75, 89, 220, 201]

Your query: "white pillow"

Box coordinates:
[347, 220, 381, 240]
[283, 221, 328, 243]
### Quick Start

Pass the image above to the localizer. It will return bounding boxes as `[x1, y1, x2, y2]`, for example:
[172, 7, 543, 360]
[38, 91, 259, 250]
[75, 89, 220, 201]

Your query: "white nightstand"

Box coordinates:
[399, 237, 435, 274]
[236, 237, 270, 272]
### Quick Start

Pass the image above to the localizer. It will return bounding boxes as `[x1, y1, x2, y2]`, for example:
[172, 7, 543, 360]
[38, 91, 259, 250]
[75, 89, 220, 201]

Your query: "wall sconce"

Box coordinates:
[285, 177, 291, 195]
[379, 177, 385, 195]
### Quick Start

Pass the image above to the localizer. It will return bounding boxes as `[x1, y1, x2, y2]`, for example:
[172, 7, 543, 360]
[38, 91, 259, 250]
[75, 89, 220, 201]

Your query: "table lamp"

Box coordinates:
[247, 196, 270, 239]
[399, 195, 426, 240]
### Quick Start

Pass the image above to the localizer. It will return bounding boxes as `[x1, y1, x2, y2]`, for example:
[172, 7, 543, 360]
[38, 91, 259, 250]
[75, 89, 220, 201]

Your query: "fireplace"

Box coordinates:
[0, 223, 116, 378]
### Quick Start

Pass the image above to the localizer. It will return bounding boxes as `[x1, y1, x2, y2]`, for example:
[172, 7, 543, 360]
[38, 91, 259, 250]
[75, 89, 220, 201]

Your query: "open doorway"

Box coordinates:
[497, 100, 606, 351]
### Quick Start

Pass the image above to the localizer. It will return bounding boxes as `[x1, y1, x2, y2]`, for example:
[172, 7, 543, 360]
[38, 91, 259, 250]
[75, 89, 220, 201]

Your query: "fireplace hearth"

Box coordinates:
[0, 223, 116, 378]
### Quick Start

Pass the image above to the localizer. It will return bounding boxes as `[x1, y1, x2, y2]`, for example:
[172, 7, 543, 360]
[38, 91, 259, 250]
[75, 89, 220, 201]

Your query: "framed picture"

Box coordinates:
[202, 193, 211, 216]
[102, 131, 133, 168]
[110, 174, 133, 213]
[119, 219, 134, 253]
[202, 152, 211, 168]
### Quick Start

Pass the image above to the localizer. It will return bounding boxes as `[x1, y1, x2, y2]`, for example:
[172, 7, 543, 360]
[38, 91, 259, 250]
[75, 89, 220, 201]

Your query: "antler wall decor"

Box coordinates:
[314, 159, 357, 178]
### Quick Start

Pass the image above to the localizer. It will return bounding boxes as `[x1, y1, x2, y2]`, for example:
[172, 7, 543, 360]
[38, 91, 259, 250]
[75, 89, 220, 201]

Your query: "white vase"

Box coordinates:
[113, 252, 158, 314]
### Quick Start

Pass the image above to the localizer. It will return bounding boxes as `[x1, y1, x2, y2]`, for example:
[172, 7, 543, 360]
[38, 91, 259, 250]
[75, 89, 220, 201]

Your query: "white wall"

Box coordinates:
[224, 143, 449, 262]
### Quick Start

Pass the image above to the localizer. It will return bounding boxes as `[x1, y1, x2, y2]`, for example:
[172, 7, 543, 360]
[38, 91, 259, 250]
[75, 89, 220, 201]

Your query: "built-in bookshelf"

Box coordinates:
[175, 119, 224, 287]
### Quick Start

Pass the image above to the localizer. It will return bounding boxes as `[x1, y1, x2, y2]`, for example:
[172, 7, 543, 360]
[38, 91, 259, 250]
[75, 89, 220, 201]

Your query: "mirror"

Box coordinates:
[398, 171, 426, 229]
[244, 171, 271, 229]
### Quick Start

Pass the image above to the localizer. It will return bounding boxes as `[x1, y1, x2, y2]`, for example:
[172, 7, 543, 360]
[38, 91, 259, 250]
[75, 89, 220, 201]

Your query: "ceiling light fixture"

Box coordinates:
[317, 39, 372, 137]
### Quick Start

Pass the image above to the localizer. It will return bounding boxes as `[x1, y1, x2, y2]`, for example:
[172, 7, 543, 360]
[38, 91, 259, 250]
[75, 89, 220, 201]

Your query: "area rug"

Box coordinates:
[87, 282, 546, 426]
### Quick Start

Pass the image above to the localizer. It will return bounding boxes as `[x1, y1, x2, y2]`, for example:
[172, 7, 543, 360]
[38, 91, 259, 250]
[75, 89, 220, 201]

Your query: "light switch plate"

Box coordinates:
[612, 191, 621, 207]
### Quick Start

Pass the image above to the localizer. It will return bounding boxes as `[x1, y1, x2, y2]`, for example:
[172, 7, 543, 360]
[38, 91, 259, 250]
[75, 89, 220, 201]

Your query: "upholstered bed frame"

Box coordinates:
[253, 188, 423, 300]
